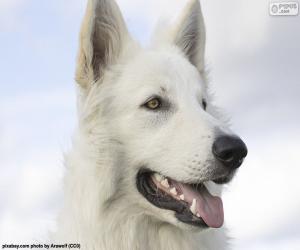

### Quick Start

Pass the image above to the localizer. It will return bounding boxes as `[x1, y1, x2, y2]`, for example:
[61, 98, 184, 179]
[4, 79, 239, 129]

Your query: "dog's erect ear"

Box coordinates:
[76, 0, 130, 88]
[171, 0, 206, 73]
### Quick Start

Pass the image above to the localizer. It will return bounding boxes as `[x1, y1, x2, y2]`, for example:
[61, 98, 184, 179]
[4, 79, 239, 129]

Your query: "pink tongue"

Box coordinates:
[174, 182, 224, 228]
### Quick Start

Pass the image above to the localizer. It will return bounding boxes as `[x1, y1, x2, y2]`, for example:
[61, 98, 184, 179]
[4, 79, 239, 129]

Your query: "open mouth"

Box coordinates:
[136, 170, 224, 228]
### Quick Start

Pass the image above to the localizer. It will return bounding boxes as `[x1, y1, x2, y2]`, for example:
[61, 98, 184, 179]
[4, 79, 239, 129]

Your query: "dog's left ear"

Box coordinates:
[171, 0, 206, 74]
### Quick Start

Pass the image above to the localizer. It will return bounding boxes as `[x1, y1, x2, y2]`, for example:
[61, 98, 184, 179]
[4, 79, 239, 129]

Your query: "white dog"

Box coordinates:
[54, 0, 248, 249]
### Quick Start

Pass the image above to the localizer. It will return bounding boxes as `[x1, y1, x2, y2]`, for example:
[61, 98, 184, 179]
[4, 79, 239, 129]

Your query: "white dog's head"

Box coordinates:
[75, 0, 247, 231]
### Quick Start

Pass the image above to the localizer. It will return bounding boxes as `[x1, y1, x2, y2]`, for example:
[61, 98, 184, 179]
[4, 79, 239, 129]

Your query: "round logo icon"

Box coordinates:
[271, 4, 279, 14]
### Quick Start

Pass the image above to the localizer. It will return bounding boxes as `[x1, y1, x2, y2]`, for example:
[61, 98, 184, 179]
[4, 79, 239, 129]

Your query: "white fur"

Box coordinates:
[53, 0, 235, 249]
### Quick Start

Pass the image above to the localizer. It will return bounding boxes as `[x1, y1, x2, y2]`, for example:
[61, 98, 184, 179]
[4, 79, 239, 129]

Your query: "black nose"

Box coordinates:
[212, 135, 248, 169]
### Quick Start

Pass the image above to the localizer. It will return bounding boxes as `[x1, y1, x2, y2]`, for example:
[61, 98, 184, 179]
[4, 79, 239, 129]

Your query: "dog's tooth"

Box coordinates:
[196, 213, 201, 218]
[161, 178, 170, 188]
[170, 187, 177, 196]
[190, 198, 197, 215]
[153, 173, 164, 182]
[179, 194, 185, 200]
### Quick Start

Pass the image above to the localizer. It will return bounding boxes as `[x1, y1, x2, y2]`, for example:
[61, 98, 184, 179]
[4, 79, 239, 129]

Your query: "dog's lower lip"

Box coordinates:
[213, 174, 233, 184]
[136, 169, 224, 228]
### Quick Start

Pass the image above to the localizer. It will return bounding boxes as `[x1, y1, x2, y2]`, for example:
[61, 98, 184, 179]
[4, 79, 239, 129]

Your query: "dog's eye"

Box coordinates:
[144, 98, 161, 110]
[202, 99, 207, 110]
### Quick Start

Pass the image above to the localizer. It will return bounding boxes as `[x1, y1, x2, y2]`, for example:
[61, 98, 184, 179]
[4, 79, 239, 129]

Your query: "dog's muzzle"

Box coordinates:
[136, 135, 247, 229]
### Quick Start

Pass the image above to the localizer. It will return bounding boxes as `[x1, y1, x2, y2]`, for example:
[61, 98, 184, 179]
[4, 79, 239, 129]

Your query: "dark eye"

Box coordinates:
[144, 98, 161, 110]
[202, 99, 207, 110]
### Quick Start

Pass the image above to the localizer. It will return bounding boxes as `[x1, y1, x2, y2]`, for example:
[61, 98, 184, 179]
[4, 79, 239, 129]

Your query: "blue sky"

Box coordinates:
[1, 0, 300, 249]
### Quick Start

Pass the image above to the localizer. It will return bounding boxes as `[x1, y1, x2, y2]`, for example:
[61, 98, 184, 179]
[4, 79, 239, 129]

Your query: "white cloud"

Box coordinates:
[204, 0, 270, 54]
[116, 0, 270, 53]
[234, 237, 300, 250]
[0, 0, 24, 12]
[52, 0, 87, 24]
[114, 0, 183, 44]
[0, 88, 70, 243]
[117, 0, 187, 19]
[0, 87, 75, 115]
[0, 0, 26, 31]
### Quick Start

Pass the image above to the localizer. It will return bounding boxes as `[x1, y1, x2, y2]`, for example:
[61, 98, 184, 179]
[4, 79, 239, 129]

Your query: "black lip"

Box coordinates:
[213, 175, 233, 185]
[136, 169, 209, 228]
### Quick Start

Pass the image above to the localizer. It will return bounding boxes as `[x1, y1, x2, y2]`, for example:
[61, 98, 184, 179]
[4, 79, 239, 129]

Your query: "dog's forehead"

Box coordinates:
[121, 48, 205, 95]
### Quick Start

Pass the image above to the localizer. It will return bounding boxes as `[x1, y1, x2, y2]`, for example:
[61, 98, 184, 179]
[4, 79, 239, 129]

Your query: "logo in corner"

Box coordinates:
[270, 2, 299, 16]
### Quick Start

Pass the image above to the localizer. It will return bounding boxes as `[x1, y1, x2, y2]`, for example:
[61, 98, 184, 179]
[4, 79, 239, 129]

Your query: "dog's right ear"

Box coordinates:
[76, 0, 130, 89]
[170, 0, 206, 74]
